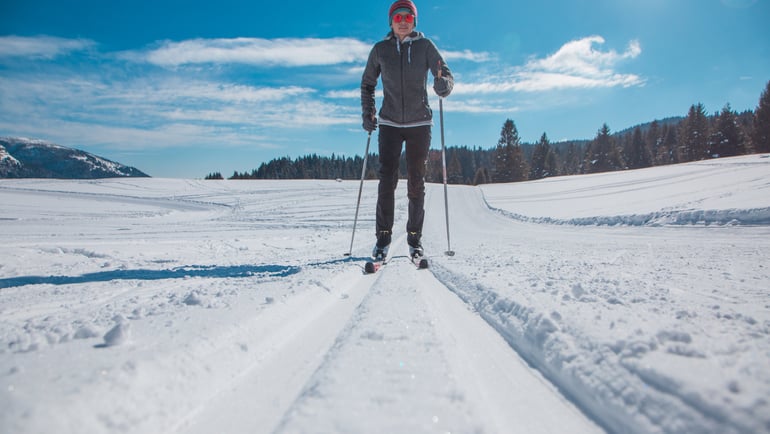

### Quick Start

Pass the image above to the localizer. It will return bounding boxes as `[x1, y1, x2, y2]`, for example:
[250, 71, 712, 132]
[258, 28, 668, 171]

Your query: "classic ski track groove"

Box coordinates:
[272, 245, 603, 433]
[413, 266, 603, 433]
[175, 266, 377, 434]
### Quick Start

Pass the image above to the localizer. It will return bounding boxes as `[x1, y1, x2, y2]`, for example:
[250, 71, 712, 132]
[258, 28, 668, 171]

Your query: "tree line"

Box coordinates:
[210, 154, 370, 181]
[207, 80, 770, 184]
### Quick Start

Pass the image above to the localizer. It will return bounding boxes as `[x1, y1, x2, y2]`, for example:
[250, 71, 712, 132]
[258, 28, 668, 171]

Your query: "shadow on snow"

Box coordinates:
[0, 264, 302, 289]
[0, 255, 378, 289]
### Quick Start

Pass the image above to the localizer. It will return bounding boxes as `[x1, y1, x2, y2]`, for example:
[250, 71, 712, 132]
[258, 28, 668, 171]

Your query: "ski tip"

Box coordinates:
[364, 261, 382, 274]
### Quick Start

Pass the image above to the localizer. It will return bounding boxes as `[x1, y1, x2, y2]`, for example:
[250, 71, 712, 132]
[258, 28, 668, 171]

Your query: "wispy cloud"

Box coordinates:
[0, 67, 358, 150]
[517, 35, 642, 90]
[443, 49, 493, 63]
[136, 37, 373, 67]
[454, 36, 644, 95]
[0, 35, 95, 59]
[123, 36, 494, 69]
[527, 36, 641, 77]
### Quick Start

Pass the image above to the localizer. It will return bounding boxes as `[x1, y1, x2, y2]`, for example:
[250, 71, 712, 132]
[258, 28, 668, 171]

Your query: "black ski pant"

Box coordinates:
[376, 124, 431, 239]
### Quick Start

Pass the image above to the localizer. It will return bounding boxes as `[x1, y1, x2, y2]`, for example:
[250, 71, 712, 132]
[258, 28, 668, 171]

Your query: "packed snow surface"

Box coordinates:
[1, 154, 769, 433]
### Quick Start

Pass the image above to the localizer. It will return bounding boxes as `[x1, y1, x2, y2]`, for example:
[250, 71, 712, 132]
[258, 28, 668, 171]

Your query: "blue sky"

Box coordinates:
[1, 0, 768, 178]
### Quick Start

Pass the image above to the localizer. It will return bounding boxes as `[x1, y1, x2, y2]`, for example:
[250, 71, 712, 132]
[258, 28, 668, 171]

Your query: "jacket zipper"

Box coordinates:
[399, 39, 406, 124]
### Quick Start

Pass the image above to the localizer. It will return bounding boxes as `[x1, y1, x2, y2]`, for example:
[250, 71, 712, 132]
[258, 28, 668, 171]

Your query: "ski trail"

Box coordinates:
[414, 266, 603, 433]
[274, 241, 604, 433]
[174, 265, 374, 434]
[274, 258, 478, 433]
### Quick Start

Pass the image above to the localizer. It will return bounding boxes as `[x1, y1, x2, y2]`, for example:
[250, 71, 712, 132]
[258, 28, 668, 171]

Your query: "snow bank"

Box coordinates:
[432, 265, 769, 434]
[481, 154, 770, 227]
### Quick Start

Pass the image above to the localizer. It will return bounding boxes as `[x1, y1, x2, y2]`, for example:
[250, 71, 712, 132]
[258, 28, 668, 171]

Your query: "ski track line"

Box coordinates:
[414, 261, 604, 434]
[173, 265, 375, 434]
[274, 244, 603, 433]
[274, 257, 477, 433]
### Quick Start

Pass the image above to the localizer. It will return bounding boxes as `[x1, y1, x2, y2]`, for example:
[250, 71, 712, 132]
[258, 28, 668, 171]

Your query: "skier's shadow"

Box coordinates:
[0, 255, 418, 289]
[0, 264, 301, 289]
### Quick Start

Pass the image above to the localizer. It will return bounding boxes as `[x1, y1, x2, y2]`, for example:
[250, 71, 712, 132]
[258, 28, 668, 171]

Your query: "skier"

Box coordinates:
[361, 0, 454, 262]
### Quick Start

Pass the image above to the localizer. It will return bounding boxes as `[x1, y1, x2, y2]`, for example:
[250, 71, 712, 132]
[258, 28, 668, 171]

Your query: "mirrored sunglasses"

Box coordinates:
[393, 13, 414, 24]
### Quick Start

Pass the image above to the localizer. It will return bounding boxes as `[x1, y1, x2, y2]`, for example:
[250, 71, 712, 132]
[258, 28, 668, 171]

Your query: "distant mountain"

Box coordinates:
[0, 137, 149, 179]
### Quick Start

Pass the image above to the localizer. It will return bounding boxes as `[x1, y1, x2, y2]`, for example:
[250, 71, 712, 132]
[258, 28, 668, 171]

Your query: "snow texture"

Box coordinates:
[1, 154, 768, 433]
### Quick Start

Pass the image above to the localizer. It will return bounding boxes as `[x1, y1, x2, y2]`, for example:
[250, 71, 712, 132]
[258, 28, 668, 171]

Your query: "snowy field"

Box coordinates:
[1, 154, 769, 434]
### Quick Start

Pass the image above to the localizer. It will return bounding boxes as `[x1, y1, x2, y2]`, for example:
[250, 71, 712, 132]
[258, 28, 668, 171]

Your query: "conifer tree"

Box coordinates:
[711, 103, 746, 157]
[493, 120, 514, 182]
[447, 150, 464, 184]
[752, 80, 770, 153]
[647, 120, 661, 161]
[545, 148, 558, 177]
[658, 125, 678, 165]
[493, 119, 528, 182]
[585, 124, 624, 173]
[679, 103, 710, 161]
[563, 143, 583, 175]
[530, 133, 553, 179]
[626, 127, 652, 169]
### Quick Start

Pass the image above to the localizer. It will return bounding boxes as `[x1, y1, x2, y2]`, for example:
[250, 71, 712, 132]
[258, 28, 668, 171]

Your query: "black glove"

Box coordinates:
[362, 114, 378, 132]
[434, 77, 451, 98]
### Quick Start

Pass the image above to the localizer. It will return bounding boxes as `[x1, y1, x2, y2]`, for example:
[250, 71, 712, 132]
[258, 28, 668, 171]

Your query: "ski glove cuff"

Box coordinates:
[362, 114, 378, 132]
[434, 77, 452, 98]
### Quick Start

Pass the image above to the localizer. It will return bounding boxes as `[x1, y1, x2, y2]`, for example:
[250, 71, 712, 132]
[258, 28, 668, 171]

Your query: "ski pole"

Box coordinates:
[438, 97, 455, 256]
[345, 131, 372, 257]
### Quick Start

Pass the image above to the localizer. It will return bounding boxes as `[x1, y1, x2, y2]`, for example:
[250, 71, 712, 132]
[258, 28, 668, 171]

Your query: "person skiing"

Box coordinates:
[361, 0, 454, 261]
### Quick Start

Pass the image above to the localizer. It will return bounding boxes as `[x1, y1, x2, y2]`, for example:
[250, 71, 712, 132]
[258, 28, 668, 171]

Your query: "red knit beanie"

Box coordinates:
[389, 0, 418, 26]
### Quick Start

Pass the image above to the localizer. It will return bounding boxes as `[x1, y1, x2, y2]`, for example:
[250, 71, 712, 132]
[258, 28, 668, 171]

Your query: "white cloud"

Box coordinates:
[524, 36, 641, 80]
[0, 35, 95, 59]
[139, 37, 373, 67]
[0, 70, 357, 151]
[325, 89, 360, 99]
[125, 80, 315, 105]
[519, 36, 643, 90]
[443, 49, 493, 63]
[132, 37, 492, 68]
[453, 36, 644, 95]
[437, 97, 519, 114]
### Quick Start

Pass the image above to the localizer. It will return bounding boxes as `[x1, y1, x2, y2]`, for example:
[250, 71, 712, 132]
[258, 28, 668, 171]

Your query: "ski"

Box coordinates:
[364, 252, 389, 274]
[364, 259, 385, 274]
[411, 253, 429, 270]
[364, 255, 426, 273]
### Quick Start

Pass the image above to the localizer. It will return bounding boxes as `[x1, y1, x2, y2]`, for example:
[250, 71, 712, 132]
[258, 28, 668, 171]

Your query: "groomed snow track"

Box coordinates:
[173, 237, 602, 434]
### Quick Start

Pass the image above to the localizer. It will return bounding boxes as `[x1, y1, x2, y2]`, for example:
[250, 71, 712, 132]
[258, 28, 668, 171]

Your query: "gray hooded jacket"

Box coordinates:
[361, 31, 453, 128]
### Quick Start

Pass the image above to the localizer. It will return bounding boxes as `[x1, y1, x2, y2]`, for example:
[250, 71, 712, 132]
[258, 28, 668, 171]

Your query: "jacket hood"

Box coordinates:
[384, 31, 425, 43]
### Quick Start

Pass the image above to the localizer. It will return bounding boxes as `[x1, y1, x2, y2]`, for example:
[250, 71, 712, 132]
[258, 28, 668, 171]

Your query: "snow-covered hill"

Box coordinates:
[0, 154, 768, 433]
[0, 137, 149, 178]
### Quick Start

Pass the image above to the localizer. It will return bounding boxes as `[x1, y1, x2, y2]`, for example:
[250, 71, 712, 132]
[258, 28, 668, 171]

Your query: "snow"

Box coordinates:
[71, 154, 124, 174]
[0, 146, 20, 166]
[1, 154, 769, 433]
